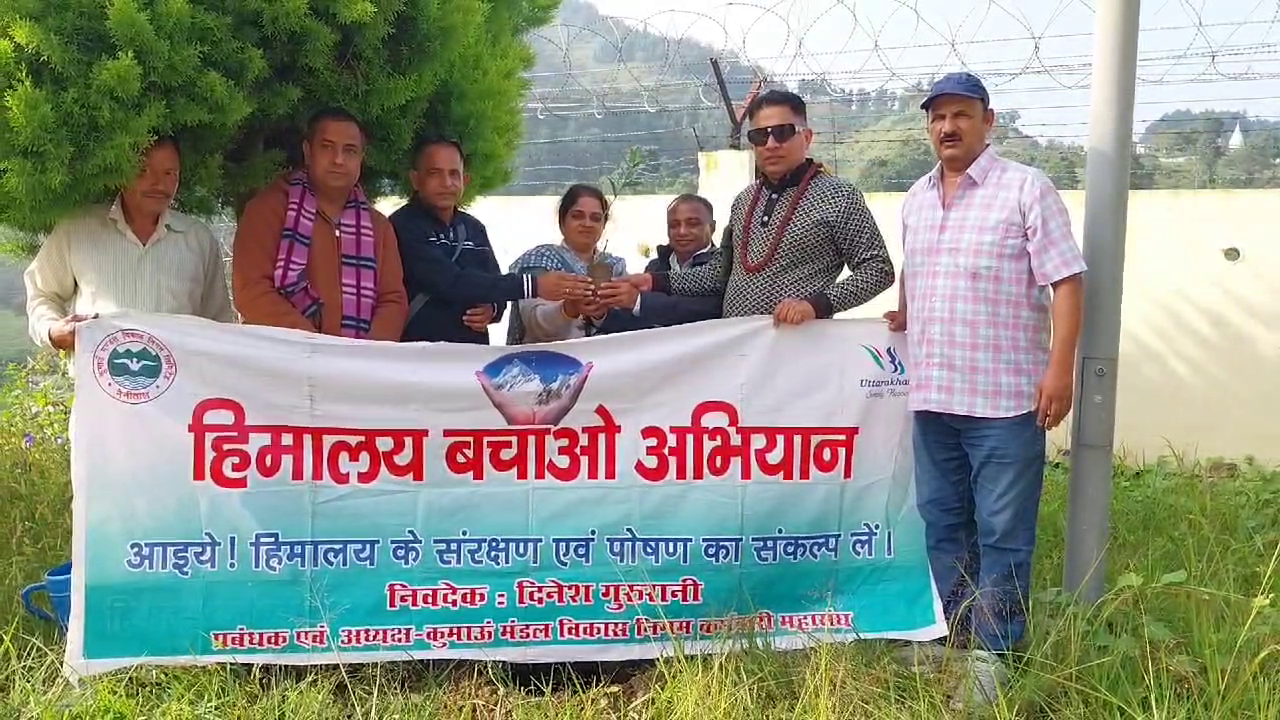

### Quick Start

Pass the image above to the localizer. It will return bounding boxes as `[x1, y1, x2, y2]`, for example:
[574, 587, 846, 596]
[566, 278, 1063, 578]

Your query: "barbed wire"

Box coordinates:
[515, 115, 1278, 145]
[521, 52, 1280, 118]
[499, 0, 1280, 195]
[524, 0, 1280, 112]
[523, 38, 1280, 112]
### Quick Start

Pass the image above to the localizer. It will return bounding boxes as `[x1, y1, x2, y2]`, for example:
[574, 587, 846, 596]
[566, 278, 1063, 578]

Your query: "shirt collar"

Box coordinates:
[411, 195, 461, 230]
[658, 242, 712, 270]
[107, 195, 185, 239]
[757, 158, 816, 192]
[927, 144, 998, 188]
[679, 245, 713, 269]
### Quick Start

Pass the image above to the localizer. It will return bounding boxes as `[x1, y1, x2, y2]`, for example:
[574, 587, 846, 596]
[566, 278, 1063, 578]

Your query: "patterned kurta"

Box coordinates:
[652, 160, 895, 318]
[900, 146, 1086, 418]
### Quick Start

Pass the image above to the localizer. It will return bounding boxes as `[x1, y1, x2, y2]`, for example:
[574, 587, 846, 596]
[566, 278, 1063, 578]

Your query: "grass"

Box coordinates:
[0, 360, 1276, 718]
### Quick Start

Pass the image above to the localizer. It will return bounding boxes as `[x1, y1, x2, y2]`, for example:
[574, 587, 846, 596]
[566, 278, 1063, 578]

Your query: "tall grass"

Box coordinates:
[0, 357, 1275, 718]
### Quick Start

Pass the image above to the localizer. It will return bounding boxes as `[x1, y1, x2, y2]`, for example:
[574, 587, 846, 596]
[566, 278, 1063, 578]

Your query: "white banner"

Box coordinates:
[67, 313, 942, 676]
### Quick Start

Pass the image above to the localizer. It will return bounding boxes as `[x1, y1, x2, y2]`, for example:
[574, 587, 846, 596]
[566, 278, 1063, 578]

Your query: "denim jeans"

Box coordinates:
[912, 410, 1046, 653]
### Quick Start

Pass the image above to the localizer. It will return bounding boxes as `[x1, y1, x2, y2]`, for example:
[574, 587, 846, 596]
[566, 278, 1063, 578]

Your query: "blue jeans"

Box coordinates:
[912, 410, 1046, 654]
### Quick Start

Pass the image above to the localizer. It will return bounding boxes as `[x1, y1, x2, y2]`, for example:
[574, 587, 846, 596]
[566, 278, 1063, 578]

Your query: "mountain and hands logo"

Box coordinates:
[476, 350, 593, 425]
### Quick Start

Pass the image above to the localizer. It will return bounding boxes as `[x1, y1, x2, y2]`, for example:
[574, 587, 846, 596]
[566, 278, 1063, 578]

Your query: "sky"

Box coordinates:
[577, 0, 1280, 142]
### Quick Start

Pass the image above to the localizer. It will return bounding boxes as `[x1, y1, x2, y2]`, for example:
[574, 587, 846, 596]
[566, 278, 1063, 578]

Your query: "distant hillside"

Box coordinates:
[499, 0, 769, 195]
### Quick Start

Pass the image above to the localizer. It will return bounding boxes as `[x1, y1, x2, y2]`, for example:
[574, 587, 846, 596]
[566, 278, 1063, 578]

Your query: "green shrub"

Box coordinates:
[0, 0, 560, 238]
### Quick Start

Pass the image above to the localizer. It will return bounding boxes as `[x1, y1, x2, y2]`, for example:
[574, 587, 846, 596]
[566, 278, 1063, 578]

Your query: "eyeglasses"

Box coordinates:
[746, 123, 800, 147]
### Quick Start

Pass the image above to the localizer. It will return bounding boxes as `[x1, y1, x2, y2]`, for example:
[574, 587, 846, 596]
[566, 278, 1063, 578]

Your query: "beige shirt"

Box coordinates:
[24, 198, 235, 348]
[517, 298, 591, 343]
[515, 243, 623, 343]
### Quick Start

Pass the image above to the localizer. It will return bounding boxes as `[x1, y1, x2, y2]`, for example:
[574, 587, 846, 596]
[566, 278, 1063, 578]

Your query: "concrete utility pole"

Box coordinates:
[1063, 0, 1143, 603]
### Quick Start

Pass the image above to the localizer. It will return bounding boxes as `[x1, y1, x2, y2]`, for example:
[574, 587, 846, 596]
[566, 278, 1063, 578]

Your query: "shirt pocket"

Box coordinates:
[148, 240, 209, 312]
[958, 213, 1026, 276]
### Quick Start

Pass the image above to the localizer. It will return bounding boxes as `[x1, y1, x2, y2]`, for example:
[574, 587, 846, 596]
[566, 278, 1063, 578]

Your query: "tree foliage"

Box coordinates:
[0, 0, 559, 235]
[814, 94, 1280, 193]
[505, 0, 762, 196]
[1138, 109, 1280, 189]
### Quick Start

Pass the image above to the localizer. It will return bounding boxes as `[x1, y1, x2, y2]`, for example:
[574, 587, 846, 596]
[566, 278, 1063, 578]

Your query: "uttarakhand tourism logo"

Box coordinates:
[860, 344, 909, 399]
[92, 329, 177, 404]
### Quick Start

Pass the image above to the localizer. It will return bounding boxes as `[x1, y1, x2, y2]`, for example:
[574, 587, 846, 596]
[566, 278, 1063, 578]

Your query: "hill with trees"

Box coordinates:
[508, 2, 1280, 195]
[499, 0, 768, 195]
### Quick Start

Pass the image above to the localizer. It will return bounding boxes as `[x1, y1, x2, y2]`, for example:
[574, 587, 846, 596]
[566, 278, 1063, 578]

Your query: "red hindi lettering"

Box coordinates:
[258, 630, 291, 649]
[633, 424, 679, 482]
[325, 433, 383, 485]
[488, 427, 550, 480]
[597, 582, 639, 612]
[442, 430, 489, 481]
[633, 617, 660, 639]
[556, 617, 629, 641]
[634, 400, 749, 482]
[323, 429, 430, 485]
[292, 625, 331, 648]
[543, 405, 622, 482]
[190, 397, 431, 488]
[339, 626, 415, 647]
[255, 427, 314, 482]
[421, 621, 496, 648]
[741, 425, 859, 481]
[386, 580, 488, 610]
[210, 627, 250, 650]
[812, 428, 859, 479]
[753, 610, 777, 632]
[666, 618, 696, 637]
[691, 401, 750, 479]
[190, 398, 254, 490]
[634, 616, 696, 639]
[444, 405, 620, 483]
[515, 578, 594, 607]
[379, 430, 430, 482]
[749, 428, 810, 481]
[663, 577, 704, 605]
[499, 620, 555, 643]
[514, 578, 548, 608]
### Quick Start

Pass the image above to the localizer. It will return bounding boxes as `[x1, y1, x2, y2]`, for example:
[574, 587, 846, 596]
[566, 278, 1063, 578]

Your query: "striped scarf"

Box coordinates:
[273, 170, 378, 338]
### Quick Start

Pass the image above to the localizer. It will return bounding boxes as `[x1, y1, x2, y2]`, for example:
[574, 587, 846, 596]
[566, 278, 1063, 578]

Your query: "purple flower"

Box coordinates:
[23, 433, 35, 449]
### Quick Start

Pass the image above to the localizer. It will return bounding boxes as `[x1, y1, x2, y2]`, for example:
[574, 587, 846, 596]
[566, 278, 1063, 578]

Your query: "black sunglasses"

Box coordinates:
[746, 123, 800, 147]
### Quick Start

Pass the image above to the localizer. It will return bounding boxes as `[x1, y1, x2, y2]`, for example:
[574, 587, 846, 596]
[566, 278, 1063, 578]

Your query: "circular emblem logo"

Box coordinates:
[92, 329, 177, 404]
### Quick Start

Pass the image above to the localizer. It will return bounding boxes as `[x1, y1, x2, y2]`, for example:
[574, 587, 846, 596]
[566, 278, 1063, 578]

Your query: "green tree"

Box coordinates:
[0, 0, 558, 238]
[991, 111, 1085, 189]
[507, 0, 764, 196]
[828, 93, 1087, 191]
[1139, 109, 1241, 159]
[1128, 150, 1158, 190]
[837, 114, 936, 192]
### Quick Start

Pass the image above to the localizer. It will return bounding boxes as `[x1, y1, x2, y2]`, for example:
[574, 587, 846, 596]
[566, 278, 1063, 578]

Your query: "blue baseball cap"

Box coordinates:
[920, 72, 990, 110]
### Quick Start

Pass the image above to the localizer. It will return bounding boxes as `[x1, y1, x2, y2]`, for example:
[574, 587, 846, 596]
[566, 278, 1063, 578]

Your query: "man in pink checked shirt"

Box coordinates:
[885, 72, 1085, 710]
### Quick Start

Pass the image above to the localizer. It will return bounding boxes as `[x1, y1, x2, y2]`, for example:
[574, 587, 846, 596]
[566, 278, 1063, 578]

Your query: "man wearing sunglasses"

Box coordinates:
[599, 89, 894, 325]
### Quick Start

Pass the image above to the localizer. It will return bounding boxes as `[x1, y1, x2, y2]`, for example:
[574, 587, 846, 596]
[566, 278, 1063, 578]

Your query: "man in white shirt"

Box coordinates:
[24, 136, 235, 352]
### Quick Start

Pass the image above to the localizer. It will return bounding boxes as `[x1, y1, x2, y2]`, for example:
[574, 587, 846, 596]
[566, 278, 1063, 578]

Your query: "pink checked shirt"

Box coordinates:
[901, 146, 1086, 418]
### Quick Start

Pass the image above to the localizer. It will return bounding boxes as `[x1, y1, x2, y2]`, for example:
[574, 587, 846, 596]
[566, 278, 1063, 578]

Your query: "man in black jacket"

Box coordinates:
[391, 137, 592, 343]
[597, 194, 723, 333]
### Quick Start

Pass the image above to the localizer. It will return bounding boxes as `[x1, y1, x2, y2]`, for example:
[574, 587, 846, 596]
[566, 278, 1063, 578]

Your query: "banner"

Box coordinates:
[67, 312, 943, 676]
